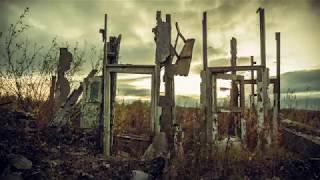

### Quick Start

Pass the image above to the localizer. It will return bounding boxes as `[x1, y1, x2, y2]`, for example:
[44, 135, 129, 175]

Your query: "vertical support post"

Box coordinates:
[250, 56, 255, 108]
[200, 71, 207, 160]
[206, 71, 213, 154]
[230, 37, 238, 108]
[239, 77, 245, 113]
[101, 14, 110, 157]
[257, 8, 266, 67]
[230, 37, 238, 137]
[276, 32, 281, 112]
[211, 73, 217, 142]
[272, 32, 281, 145]
[239, 77, 246, 144]
[202, 12, 208, 70]
[108, 36, 121, 153]
[250, 56, 255, 96]
[154, 11, 162, 134]
[151, 70, 160, 133]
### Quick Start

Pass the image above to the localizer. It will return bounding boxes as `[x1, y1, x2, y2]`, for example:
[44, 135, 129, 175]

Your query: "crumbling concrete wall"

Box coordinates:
[81, 76, 102, 128]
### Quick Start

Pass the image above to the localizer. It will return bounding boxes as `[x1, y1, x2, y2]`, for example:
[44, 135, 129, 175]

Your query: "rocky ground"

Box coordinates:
[0, 107, 164, 180]
[0, 106, 319, 180]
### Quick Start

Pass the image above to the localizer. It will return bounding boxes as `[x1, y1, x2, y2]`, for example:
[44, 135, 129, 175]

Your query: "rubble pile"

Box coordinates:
[0, 107, 165, 179]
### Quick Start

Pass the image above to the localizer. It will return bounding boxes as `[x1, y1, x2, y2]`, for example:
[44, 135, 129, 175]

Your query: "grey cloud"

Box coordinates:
[120, 42, 155, 64]
[117, 83, 150, 97]
[118, 76, 150, 84]
[191, 56, 251, 74]
[1, 0, 320, 81]
[281, 69, 320, 93]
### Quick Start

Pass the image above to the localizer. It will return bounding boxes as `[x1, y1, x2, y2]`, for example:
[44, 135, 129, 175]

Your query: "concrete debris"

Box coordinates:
[143, 132, 168, 160]
[8, 154, 32, 170]
[175, 38, 195, 76]
[131, 170, 151, 180]
[50, 69, 97, 127]
[55, 48, 72, 110]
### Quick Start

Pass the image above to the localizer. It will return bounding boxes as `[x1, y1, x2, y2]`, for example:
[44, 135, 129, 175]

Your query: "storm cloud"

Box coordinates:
[1, 0, 320, 99]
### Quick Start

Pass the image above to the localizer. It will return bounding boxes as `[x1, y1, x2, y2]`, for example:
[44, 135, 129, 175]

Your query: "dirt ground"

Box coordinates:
[0, 107, 319, 180]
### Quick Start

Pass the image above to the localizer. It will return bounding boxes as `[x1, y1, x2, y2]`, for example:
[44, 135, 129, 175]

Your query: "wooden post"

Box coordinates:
[257, 8, 266, 67]
[154, 11, 162, 134]
[107, 36, 121, 152]
[101, 14, 110, 157]
[230, 37, 238, 108]
[206, 71, 213, 157]
[250, 56, 255, 108]
[250, 56, 255, 96]
[211, 73, 217, 142]
[276, 32, 281, 112]
[230, 37, 238, 137]
[202, 12, 208, 70]
[272, 32, 281, 145]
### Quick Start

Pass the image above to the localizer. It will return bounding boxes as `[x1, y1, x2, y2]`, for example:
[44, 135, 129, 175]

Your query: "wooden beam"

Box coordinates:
[243, 78, 277, 84]
[106, 64, 155, 74]
[208, 65, 265, 73]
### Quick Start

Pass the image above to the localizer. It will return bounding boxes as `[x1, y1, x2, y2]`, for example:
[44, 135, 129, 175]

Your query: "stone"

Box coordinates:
[8, 154, 32, 170]
[131, 170, 150, 180]
[142, 132, 168, 160]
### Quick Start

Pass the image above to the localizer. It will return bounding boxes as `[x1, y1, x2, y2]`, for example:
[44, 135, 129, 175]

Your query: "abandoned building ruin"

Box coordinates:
[97, 11, 196, 158]
[200, 8, 281, 159]
[48, 8, 281, 159]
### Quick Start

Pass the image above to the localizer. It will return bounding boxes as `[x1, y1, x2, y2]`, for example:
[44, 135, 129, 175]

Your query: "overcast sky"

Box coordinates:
[1, 0, 320, 101]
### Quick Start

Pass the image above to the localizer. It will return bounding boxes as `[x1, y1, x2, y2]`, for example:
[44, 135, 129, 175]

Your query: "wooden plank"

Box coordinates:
[216, 73, 238, 80]
[208, 65, 264, 73]
[106, 64, 155, 74]
[243, 78, 277, 84]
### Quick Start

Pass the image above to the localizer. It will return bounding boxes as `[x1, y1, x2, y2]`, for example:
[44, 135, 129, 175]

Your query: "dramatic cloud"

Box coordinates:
[1, 0, 320, 100]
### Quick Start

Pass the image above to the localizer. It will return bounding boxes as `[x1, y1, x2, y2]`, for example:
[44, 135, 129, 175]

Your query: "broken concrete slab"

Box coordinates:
[50, 69, 98, 127]
[175, 39, 195, 76]
[131, 170, 151, 180]
[143, 132, 168, 161]
[55, 48, 73, 110]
